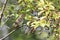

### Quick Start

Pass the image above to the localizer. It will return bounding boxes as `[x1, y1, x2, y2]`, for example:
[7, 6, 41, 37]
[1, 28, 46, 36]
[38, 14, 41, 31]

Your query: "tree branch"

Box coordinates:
[0, 14, 25, 40]
[0, 0, 8, 20]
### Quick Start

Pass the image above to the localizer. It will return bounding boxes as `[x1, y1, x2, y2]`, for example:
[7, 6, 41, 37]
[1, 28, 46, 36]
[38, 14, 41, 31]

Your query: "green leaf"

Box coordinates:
[25, 14, 32, 20]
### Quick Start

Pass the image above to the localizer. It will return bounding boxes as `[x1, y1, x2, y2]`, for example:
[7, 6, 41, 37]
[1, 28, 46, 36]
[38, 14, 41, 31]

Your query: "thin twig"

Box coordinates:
[0, 29, 16, 40]
[0, 14, 25, 40]
[0, 0, 8, 20]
